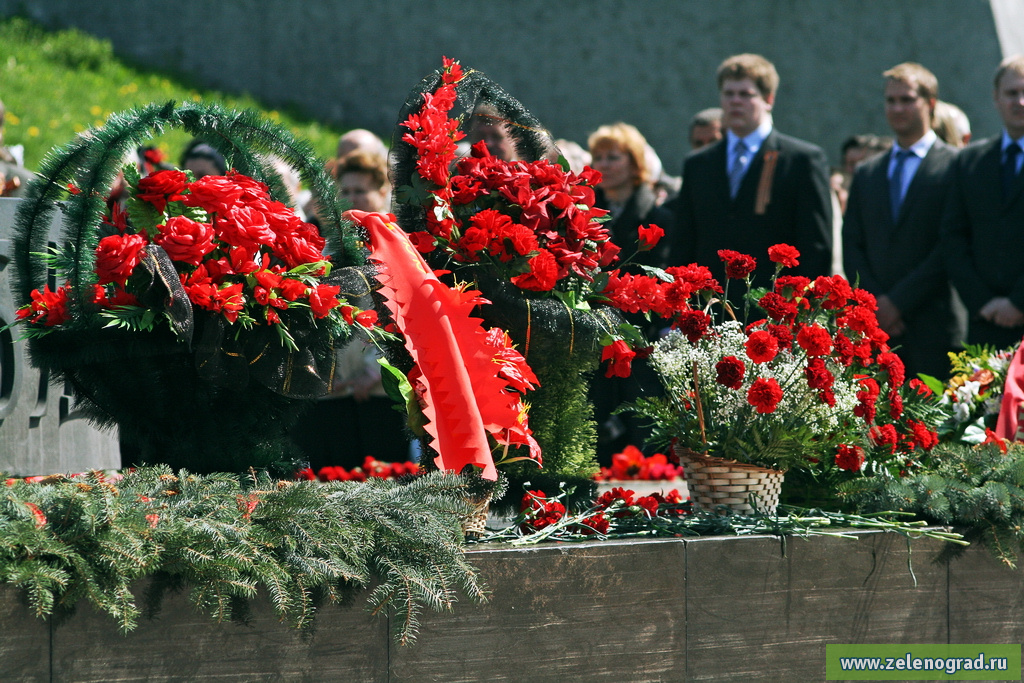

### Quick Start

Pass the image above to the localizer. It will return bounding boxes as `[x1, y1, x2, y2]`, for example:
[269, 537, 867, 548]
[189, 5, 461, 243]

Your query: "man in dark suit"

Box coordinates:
[843, 63, 964, 380]
[942, 54, 1024, 349]
[670, 53, 832, 285]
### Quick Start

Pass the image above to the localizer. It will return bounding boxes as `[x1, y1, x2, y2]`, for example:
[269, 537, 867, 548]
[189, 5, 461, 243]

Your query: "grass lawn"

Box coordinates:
[0, 16, 346, 171]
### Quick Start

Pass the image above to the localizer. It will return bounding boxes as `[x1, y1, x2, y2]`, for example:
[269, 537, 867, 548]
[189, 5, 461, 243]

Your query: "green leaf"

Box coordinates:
[638, 264, 674, 283]
[917, 374, 946, 396]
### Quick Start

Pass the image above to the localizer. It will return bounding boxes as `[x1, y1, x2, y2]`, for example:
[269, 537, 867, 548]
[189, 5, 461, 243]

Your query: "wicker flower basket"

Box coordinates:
[460, 496, 491, 541]
[676, 449, 785, 515]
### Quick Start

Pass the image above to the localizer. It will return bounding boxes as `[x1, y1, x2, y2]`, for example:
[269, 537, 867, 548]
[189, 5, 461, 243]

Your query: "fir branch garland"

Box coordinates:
[0, 467, 484, 644]
[838, 441, 1024, 567]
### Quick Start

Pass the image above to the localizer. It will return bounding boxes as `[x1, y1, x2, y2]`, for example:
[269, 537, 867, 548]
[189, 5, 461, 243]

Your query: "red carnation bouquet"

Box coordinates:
[16, 165, 378, 353]
[629, 245, 940, 476]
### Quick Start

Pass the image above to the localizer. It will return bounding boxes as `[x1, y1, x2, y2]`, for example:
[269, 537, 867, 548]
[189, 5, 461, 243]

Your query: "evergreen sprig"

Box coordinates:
[0, 467, 484, 644]
[838, 441, 1024, 567]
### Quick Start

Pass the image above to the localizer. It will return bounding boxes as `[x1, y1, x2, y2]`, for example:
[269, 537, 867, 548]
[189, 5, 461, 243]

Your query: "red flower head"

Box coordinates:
[834, 444, 865, 472]
[510, 249, 559, 291]
[869, 423, 899, 453]
[745, 329, 779, 364]
[637, 223, 664, 252]
[18, 284, 71, 327]
[602, 339, 636, 378]
[718, 249, 757, 280]
[715, 355, 746, 390]
[747, 377, 783, 414]
[135, 169, 188, 213]
[758, 291, 797, 322]
[155, 215, 216, 266]
[796, 323, 833, 357]
[183, 175, 244, 216]
[767, 243, 800, 269]
[675, 309, 711, 343]
[95, 233, 148, 286]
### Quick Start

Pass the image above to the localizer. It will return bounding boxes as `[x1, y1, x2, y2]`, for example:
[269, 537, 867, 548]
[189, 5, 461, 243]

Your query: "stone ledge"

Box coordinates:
[1, 532, 1020, 682]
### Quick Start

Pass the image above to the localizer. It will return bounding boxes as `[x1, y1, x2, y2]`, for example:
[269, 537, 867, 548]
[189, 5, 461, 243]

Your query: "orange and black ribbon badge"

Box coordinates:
[755, 150, 778, 215]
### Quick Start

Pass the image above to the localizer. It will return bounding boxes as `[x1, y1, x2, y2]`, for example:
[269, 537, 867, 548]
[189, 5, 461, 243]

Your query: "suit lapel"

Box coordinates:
[862, 153, 894, 243]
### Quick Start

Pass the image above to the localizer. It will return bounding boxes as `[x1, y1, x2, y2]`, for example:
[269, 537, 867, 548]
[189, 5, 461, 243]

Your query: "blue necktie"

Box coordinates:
[889, 149, 912, 221]
[729, 140, 749, 198]
[1003, 142, 1021, 199]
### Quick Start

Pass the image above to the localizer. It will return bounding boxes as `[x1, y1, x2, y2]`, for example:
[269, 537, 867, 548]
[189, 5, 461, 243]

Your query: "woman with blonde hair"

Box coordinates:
[587, 123, 673, 269]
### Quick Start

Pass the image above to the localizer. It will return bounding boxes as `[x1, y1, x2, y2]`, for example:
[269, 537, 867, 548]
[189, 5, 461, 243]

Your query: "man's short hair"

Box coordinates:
[689, 107, 722, 132]
[716, 54, 779, 98]
[587, 122, 650, 186]
[994, 54, 1024, 90]
[882, 62, 939, 101]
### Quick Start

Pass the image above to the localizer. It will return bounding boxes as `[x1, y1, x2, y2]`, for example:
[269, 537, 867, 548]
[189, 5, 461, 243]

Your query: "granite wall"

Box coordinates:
[0, 0, 1013, 174]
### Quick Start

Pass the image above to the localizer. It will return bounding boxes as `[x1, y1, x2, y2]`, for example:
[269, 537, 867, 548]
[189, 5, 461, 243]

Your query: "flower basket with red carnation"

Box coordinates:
[628, 245, 941, 512]
[10, 102, 378, 474]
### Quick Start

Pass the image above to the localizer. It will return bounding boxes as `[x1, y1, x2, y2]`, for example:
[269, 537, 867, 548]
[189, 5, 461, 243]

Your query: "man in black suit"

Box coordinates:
[942, 55, 1024, 349]
[843, 63, 964, 379]
[671, 53, 832, 285]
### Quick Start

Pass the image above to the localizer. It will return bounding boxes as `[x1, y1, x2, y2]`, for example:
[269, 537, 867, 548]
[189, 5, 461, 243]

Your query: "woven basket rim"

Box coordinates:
[676, 448, 786, 476]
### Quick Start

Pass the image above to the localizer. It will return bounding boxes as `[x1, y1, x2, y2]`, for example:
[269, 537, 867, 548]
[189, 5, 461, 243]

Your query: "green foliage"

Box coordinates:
[839, 442, 1024, 567]
[0, 16, 347, 170]
[0, 467, 485, 644]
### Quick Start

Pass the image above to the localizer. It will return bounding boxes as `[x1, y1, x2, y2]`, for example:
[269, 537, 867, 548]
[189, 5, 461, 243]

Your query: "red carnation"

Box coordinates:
[796, 323, 832, 357]
[675, 309, 711, 343]
[718, 249, 757, 280]
[758, 292, 797, 322]
[715, 356, 746, 390]
[767, 243, 800, 268]
[834, 444, 865, 472]
[511, 249, 559, 291]
[747, 377, 783, 414]
[745, 329, 779, 364]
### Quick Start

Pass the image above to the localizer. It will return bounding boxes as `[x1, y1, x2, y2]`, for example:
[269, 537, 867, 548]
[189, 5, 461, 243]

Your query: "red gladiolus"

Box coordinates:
[715, 356, 746, 389]
[18, 284, 71, 327]
[718, 249, 757, 279]
[745, 329, 779, 364]
[355, 309, 378, 328]
[637, 223, 664, 251]
[767, 243, 800, 268]
[834, 444, 865, 472]
[309, 284, 341, 319]
[747, 377, 783, 414]
[602, 339, 636, 378]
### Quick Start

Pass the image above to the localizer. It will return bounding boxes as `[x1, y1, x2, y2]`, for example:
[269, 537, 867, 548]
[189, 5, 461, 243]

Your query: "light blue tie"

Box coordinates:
[729, 140, 749, 198]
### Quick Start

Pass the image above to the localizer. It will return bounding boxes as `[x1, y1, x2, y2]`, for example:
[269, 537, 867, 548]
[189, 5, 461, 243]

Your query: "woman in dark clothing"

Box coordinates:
[586, 123, 675, 463]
